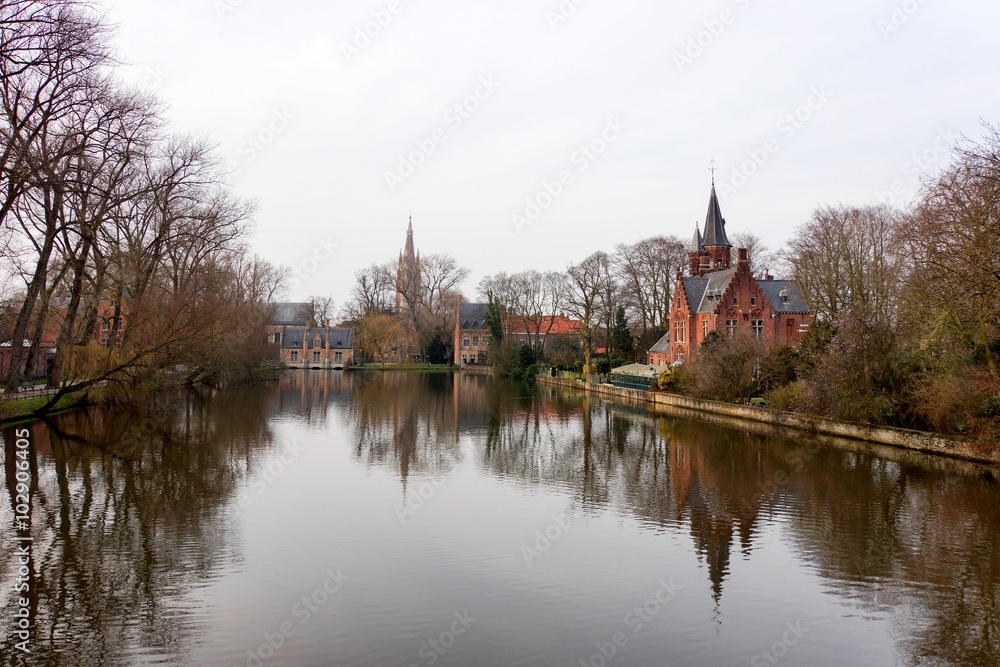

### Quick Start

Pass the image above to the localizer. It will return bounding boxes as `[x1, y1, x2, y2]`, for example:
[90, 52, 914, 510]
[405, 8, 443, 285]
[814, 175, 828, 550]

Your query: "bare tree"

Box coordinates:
[342, 261, 395, 322]
[729, 231, 784, 279]
[0, 0, 113, 388]
[786, 204, 908, 324]
[565, 251, 610, 373]
[906, 123, 1000, 375]
[417, 253, 468, 358]
[309, 295, 336, 328]
[614, 235, 685, 350]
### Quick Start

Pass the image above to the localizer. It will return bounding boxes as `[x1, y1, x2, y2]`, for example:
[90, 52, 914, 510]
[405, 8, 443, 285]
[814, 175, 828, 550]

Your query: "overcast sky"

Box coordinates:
[105, 0, 1000, 307]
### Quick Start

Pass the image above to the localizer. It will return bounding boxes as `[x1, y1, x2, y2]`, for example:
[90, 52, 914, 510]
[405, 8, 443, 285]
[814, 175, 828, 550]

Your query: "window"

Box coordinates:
[115, 318, 123, 331]
[291, 351, 299, 362]
[727, 319, 738, 336]
[732, 295, 738, 306]
[462, 355, 468, 364]
[335, 351, 343, 363]
[750, 296, 756, 306]
[702, 320, 709, 337]
[752, 319, 764, 340]
[101, 338, 109, 346]
[102, 321, 110, 331]
[674, 320, 687, 344]
[314, 336, 322, 349]
[473, 336, 480, 347]
[274, 332, 281, 345]
[313, 351, 321, 363]
[463, 337, 470, 348]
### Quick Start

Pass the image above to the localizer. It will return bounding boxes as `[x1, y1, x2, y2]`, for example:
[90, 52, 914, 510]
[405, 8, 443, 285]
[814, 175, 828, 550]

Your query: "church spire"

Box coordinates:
[403, 215, 415, 261]
[701, 182, 730, 248]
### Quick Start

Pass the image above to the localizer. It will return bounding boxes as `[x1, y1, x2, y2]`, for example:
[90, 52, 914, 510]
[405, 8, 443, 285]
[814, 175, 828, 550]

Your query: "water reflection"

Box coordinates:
[1, 372, 998, 666]
[0, 387, 277, 666]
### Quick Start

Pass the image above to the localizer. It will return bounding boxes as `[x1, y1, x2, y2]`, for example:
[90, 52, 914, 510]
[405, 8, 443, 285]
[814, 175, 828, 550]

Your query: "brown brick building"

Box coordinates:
[669, 184, 812, 363]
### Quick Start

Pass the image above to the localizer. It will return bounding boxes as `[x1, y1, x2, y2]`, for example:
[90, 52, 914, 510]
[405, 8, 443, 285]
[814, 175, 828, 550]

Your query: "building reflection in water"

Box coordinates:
[2, 371, 997, 666]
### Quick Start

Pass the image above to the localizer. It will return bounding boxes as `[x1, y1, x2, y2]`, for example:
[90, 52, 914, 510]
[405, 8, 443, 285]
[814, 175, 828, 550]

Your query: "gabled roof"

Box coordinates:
[269, 302, 313, 325]
[459, 303, 490, 330]
[282, 327, 306, 348]
[282, 327, 354, 349]
[702, 183, 731, 248]
[326, 328, 354, 349]
[681, 268, 737, 314]
[648, 332, 671, 355]
[758, 280, 811, 314]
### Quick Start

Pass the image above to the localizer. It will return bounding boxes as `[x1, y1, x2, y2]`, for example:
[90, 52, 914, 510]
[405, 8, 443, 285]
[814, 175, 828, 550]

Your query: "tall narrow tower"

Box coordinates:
[395, 216, 421, 313]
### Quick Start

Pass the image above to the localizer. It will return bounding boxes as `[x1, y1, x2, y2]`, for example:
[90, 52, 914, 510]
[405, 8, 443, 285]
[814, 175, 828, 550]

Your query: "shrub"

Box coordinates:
[689, 332, 763, 403]
[981, 395, 1000, 418]
[657, 366, 680, 392]
[766, 381, 805, 412]
[798, 312, 919, 426]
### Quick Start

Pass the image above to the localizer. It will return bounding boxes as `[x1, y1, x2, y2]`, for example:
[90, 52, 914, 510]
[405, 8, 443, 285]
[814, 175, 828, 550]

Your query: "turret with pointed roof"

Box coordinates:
[689, 181, 733, 276]
[688, 225, 705, 276]
[701, 182, 731, 249]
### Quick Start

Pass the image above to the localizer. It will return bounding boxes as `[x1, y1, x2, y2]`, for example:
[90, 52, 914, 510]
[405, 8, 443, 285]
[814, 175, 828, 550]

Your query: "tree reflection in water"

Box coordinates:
[2, 372, 998, 666]
[344, 373, 1000, 665]
[0, 386, 277, 667]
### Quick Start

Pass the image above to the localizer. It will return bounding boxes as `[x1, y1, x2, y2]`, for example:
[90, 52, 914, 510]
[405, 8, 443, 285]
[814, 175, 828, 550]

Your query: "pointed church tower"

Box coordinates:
[696, 180, 732, 275]
[395, 216, 421, 313]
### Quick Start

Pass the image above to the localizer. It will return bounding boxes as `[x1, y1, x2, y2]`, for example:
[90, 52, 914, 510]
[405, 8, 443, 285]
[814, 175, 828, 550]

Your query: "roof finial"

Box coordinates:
[710, 158, 717, 185]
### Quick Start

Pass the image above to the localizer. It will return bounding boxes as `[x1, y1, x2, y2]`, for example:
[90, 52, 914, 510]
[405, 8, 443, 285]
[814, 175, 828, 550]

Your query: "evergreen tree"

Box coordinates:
[610, 306, 635, 359]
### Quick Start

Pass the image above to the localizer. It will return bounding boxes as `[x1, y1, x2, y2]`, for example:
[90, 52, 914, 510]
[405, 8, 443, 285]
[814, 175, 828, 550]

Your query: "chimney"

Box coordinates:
[738, 247, 749, 264]
[763, 269, 774, 281]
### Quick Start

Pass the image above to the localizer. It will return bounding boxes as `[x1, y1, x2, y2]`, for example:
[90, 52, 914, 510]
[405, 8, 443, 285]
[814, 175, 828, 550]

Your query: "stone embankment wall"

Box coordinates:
[537, 376, 998, 465]
[460, 365, 495, 376]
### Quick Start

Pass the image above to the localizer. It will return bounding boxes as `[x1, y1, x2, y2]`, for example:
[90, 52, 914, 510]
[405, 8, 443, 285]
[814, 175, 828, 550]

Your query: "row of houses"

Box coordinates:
[453, 304, 584, 365]
[265, 303, 355, 369]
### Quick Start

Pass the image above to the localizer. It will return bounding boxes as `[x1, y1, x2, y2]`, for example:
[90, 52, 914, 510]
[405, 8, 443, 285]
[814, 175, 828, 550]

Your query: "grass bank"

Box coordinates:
[0, 391, 93, 426]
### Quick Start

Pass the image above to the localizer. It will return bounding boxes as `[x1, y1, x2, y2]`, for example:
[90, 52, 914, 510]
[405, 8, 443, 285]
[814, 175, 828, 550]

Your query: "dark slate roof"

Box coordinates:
[269, 302, 313, 325]
[689, 226, 705, 254]
[281, 327, 354, 349]
[648, 332, 671, 355]
[681, 268, 737, 314]
[282, 327, 306, 349]
[459, 303, 490, 330]
[702, 183, 731, 248]
[758, 280, 811, 314]
[327, 328, 354, 349]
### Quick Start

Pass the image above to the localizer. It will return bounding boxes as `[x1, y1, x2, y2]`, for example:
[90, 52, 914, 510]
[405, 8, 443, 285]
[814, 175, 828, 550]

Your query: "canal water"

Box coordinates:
[1, 372, 998, 666]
